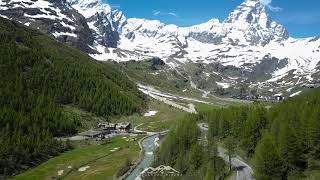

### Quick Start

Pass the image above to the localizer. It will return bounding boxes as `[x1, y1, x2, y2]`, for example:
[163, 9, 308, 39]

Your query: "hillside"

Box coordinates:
[0, 17, 144, 177]
[1, 0, 319, 98]
[67, 0, 320, 98]
[153, 89, 320, 179]
[202, 89, 320, 179]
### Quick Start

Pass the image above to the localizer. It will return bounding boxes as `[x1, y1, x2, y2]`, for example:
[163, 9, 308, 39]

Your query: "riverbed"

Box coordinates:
[125, 134, 159, 180]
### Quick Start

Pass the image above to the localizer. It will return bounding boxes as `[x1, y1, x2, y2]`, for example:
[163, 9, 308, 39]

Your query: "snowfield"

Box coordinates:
[64, 0, 320, 94]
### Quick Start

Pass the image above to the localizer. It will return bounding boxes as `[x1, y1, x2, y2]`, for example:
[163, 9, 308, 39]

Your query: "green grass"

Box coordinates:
[11, 99, 185, 179]
[111, 99, 187, 132]
[12, 136, 143, 180]
[119, 60, 188, 92]
[195, 103, 220, 113]
[304, 170, 320, 180]
[121, 60, 251, 108]
[63, 99, 187, 133]
[120, 60, 251, 107]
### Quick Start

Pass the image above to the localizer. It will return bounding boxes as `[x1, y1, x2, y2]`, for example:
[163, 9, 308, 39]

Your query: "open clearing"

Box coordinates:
[12, 136, 142, 180]
[11, 98, 187, 179]
[111, 99, 187, 132]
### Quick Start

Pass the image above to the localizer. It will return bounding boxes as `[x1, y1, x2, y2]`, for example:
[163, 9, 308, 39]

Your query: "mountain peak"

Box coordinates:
[224, 0, 265, 24]
[67, 0, 126, 48]
[223, 0, 288, 45]
[67, 0, 112, 18]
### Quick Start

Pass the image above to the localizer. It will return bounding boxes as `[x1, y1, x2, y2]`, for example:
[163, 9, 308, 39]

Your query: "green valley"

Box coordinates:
[0, 17, 144, 177]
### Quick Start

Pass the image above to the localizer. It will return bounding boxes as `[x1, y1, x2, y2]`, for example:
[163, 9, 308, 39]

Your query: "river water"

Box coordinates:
[125, 134, 158, 180]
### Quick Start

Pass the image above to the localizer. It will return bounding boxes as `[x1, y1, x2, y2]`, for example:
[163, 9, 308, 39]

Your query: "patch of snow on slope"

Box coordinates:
[58, 170, 64, 176]
[216, 82, 230, 88]
[52, 32, 77, 38]
[289, 91, 302, 97]
[144, 111, 158, 117]
[78, 166, 90, 172]
[10, 0, 74, 22]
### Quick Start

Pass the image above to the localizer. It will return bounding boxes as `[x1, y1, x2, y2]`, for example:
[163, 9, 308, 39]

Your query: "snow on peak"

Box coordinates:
[224, 0, 264, 24]
[188, 19, 221, 32]
[60, 0, 320, 88]
[67, 0, 112, 18]
[68, 0, 127, 48]
[67, 0, 127, 29]
[126, 18, 165, 32]
[222, 0, 288, 45]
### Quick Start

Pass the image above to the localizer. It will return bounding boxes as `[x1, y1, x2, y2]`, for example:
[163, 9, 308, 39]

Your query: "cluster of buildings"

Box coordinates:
[79, 122, 132, 139]
[233, 94, 285, 102]
[97, 122, 132, 132]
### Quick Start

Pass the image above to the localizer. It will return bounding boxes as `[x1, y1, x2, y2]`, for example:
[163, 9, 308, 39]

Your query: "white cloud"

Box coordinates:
[110, 4, 120, 9]
[152, 10, 178, 17]
[168, 12, 178, 17]
[259, 0, 282, 12]
[153, 11, 160, 16]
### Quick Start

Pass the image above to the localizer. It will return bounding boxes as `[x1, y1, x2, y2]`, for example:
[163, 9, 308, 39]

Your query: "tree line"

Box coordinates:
[154, 89, 320, 179]
[0, 18, 144, 177]
[201, 89, 320, 179]
[153, 117, 228, 180]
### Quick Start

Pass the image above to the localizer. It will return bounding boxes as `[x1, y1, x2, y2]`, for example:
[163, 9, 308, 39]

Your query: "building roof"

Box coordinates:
[116, 122, 131, 128]
[98, 122, 116, 127]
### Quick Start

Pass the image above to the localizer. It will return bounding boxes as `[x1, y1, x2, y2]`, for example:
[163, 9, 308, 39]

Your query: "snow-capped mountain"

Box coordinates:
[223, 0, 288, 45]
[115, 0, 291, 60]
[0, 0, 95, 53]
[113, 0, 319, 95]
[0, 0, 319, 97]
[67, 0, 126, 48]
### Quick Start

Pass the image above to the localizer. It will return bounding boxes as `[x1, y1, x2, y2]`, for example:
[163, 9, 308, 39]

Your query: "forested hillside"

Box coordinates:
[0, 18, 144, 177]
[201, 90, 320, 179]
[154, 90, 320, 179]
[154, 117, 228, 180]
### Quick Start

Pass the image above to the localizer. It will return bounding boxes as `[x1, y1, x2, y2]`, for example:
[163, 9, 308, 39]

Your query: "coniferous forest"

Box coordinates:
[154, 117, 228, 180]
[0, 18, 144, 176]
[202, 90, 320, 179]
[154, 89, 320, 180]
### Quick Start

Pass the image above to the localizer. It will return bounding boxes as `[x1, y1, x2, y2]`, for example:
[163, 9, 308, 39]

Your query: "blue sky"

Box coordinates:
[106, 0, 320, 38]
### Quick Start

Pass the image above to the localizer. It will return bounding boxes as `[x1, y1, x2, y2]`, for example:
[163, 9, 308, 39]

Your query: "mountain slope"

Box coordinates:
[116, 0, 320, 95]
[67, 0, 126, 48]
[0, 17, 144, 176]
[0, 0, 95, 53]
[1, 0, 319, 97]
[72, 0, 319, 97]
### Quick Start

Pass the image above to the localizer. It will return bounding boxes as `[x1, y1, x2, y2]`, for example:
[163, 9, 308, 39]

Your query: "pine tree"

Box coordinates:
[204, 162, 215, 180]
[254, 132, 284, 179]
[278, 123, 306, 173]
[225, 136, 236, 172]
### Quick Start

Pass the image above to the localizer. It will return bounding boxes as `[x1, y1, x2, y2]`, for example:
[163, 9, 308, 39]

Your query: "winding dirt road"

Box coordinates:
[198, 123, 254, 180]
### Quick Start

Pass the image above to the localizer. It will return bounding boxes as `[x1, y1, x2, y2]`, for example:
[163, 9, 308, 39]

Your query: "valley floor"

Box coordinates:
[11, 98, 187, 180]
[10, 82, 253, 180]
[12, 136, 142, 180]
[111, 99, 187, 132]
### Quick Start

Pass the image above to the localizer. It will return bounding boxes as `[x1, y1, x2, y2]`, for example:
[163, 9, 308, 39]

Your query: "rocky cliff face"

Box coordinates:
[67, 0, 126, 48]
[0, 0, 95, 53]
